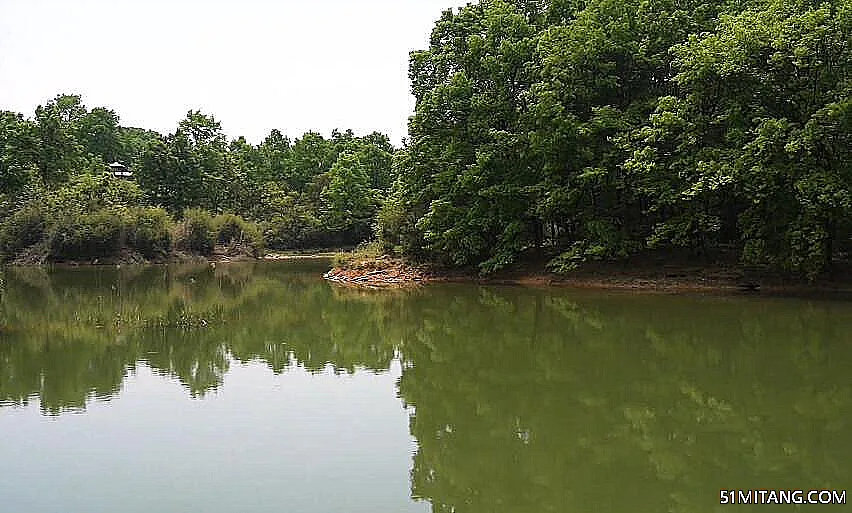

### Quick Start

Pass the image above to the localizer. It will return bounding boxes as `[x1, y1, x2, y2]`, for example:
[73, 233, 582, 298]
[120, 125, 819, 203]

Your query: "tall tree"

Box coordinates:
[33, 94, 90, 184]
[0, 111, 40, 194]
[626, 0, 852, 275]
[322, 151, 380, 243]
[76, 107, 123, 164]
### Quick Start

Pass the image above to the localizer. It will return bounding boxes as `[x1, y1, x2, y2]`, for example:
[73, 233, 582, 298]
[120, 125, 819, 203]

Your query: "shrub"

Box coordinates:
[174, 208, 215, 255]
[376, 195, 426, 257]
[48, 172, 144, 212]
[126, 207, 173, 258]
[262, 213, 329, 250]
[0, 202, 48, 260]
[214, 213, 263, 256]
[332, 240, 383, 267]
[48, 210, 124, 261]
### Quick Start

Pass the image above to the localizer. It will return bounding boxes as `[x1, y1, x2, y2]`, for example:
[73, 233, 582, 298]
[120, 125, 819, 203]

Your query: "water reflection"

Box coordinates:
[0, 262, 403, 412]
[1, 263, 850, 512]
[400, 289, 852, 512]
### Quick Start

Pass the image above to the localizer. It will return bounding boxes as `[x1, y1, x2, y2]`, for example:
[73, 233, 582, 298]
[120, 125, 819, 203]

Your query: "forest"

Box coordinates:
[0, 97, 395, 262]
[1, 0, 850, 277]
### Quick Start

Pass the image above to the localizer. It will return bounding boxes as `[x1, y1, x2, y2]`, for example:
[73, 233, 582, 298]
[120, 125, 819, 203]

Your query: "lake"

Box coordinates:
[1, 261, 849, 512]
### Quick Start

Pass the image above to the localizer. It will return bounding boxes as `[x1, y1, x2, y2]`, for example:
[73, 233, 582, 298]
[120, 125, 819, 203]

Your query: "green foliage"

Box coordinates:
[117, 127, 162, 171]
[2, 91, 398, 257]
[0, 111, 40, 194]
[48, 210, 125, 261]
[376, 194, 414, 255]
[387, 0, 852, 277]
[213, 213, 264, 256]
[332, 240, 384, 267]
[625, 0, 852, 276]
[48, 172, 144, 213]
[76, 107, 122, 163]
[0, 175, 169, 263]
[110, 113, 222, 219]
[125, 207, 173, 258]
[175, 208, 216, 255]
[4, 0, 847, 276]
[0, 202, 48, 260]
[321, 151, 379, 241]
[32, 94, 103, 185]
[262, 213, 326, 250]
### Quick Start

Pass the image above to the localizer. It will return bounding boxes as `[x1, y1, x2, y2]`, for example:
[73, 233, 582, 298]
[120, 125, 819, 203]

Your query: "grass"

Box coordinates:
[332, 241, 385, 268]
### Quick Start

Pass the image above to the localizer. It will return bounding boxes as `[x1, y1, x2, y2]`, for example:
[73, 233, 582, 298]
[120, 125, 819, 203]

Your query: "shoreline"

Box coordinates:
[6, 252, 852, 297]
[2, 250, 337, 267]
[321, 258, 852, 298]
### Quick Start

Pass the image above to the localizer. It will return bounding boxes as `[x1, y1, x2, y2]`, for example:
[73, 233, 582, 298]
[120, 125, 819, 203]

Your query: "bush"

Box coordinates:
[174, 208, 215, 255]
[214, 214, 259, 244]
[262, 213, 326, 250]
[48, 172, 144, 212]
[215, 213, 263, 256]
[0, 202, 48, 260]
[376, 195, 425, 257]
[126, 207, 173, 258]
[214, 213, 263, 256]
[332, 240, 383, 267]
[48, 210, 124, 261]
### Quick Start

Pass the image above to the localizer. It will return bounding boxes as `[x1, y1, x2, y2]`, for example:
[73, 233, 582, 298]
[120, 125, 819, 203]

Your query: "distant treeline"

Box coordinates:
[1, 0, 850, 274]
[0, 97, 394, 262]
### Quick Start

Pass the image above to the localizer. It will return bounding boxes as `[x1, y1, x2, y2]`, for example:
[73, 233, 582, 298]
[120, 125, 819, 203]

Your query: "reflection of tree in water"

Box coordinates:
[2, 267, 851, 511]
[227, 282, 410, 374]
[397, 289, 852, 513]
[0, 262, 405, 413]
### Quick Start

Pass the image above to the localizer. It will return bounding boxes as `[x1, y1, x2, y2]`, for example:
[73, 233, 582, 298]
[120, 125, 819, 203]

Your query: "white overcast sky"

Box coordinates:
[0, 0, 471, 145]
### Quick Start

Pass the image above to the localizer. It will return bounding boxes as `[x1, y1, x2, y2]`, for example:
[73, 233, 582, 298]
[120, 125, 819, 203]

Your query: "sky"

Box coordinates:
[0, 0, 470, 145]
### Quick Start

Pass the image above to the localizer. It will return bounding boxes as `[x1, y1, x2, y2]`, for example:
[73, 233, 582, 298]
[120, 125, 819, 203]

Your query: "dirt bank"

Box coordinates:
[324, 258, 427, 287]
[324, 258, 852, 297]
[264, 252, 338, 260]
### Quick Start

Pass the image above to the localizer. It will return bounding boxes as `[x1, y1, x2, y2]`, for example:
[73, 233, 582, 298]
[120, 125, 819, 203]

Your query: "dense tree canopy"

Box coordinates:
[382, 0, 851, 277]
[0, 95, 396, 261]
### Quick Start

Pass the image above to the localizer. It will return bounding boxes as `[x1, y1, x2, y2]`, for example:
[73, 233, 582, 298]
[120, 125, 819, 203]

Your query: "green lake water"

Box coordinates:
[0, 261, 849, 512]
